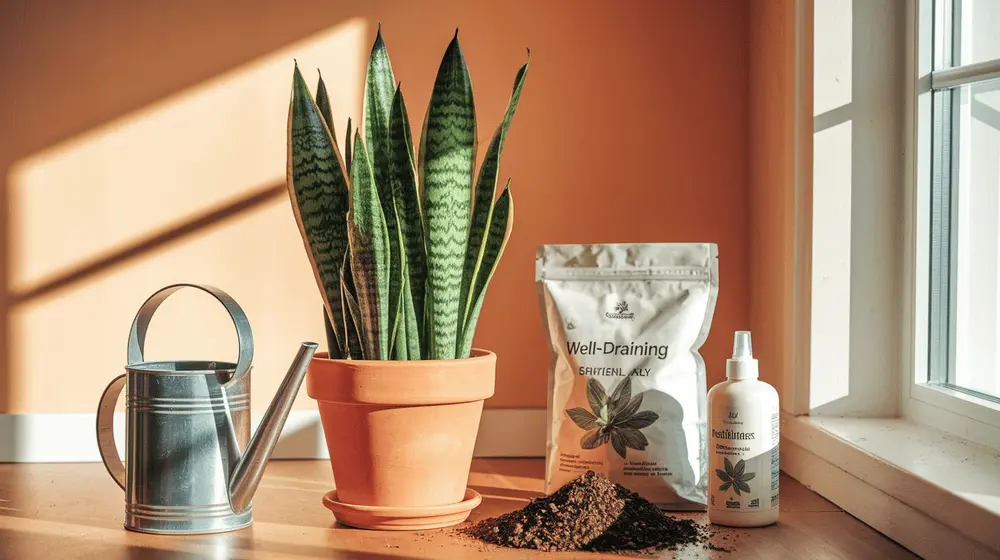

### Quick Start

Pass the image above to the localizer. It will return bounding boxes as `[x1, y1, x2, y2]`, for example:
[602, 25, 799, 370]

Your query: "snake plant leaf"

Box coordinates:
[340, 250, 364, 360]
[420, 31, 477, 359]
[457, 184, 513, 357]
[348, 131, 391, 359]
[365, 37, 404, 348]
[341, 282, 364, 359]
[384, 198, 404, 358]
[389, 86, 425, 355]
[397, 272, 421, 359]
[364, 25, 396, 191]
[323, 308, 342, 359]
[315, 71, 336, 146]
[286, 63, 351, 356]
[392, 300, 408, 358]
[397, 88, 415, 161]
[391, 240, 409, 360]
[363, 31, 403, 356]
[345, 117, 353, 174]
[458, 55, 528, 341]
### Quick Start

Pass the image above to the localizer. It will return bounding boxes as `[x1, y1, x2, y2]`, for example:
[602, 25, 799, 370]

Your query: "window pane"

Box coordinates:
[952, 80, 1000, 398]
[935, 0, 955, 71]
[955, 0, 1000, 67]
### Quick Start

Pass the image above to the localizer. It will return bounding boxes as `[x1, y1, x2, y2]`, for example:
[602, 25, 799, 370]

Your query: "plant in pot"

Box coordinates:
[284, 27, 528, 530]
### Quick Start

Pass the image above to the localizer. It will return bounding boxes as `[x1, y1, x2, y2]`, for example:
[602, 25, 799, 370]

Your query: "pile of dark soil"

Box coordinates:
[464, 471, 717, 554]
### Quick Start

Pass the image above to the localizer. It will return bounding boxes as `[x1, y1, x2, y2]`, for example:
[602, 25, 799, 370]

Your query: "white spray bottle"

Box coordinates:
[707, 331, 779, 527]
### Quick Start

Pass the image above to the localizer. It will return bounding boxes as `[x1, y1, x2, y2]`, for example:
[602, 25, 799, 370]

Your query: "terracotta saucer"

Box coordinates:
[322, 488, 482, 531]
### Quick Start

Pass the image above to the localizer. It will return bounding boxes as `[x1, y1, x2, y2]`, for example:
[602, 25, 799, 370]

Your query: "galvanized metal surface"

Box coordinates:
[95, 284, 316, 535]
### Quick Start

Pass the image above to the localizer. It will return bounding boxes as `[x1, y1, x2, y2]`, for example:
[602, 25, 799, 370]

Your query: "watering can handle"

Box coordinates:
[96, 373, 127, 490]
[126, 283, 254, 386]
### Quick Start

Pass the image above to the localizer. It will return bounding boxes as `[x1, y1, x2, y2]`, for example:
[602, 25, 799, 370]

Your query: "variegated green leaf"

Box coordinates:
[364, 25, 396, 190]
[457, 184, 513, 357]
[389, 86, 425, 357]
[341, 285, 364, 360]
[361, 31, 407, 357]
[420, 32, 477, 360]
[398, 272, 421, 359]
[363, 30, 404, 352]
[348, 131, 391, 360]
[315, 71, 336, 146]
[392, 309, 408, 358]
[340, 250, 364, 360]
[323, 308, 341, 358]
[392, 242, 409, 360]
[286, 63, 350, 356]
[384, 199, 404, 357]
[345, 117, 353, 174]
[458, 55, 528, 348]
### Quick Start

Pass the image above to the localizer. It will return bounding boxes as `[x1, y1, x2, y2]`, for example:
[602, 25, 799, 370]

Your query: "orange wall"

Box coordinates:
[748, 0, 796, 395]
[0, 0, 750, 413]
[747, 0, 812, 405]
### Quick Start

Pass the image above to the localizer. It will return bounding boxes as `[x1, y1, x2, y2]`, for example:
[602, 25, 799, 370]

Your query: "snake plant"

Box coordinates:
[286, 28, 528, 360]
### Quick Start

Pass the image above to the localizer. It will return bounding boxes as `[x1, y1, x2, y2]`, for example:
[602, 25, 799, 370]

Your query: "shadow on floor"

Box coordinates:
[468, 485, 539, 503]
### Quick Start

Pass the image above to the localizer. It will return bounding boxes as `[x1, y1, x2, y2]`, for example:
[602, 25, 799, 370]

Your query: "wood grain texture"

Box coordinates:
[0, 459, 916, 559]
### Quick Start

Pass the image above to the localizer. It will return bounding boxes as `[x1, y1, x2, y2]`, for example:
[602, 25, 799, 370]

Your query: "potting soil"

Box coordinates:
[465, 471, 715, 553]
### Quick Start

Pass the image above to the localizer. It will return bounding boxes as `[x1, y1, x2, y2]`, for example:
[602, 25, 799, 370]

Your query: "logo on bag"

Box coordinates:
[605, 301, 635, 320]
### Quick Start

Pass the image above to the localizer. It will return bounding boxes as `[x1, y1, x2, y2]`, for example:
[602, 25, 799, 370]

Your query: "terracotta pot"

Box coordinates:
[306, 349, 496, 530]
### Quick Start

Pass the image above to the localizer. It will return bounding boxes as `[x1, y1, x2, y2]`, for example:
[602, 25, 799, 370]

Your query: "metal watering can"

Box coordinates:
[95, 284, 317, 534]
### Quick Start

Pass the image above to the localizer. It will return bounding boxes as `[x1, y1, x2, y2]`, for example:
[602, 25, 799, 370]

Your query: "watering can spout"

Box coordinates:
[228, 341, 318, 513]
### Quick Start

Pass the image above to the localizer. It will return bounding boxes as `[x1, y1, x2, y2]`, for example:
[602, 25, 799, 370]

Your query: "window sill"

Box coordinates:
[781, 413, 1000, 558]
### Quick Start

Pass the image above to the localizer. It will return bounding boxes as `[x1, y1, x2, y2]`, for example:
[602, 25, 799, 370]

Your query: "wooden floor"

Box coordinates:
[0, 459, 916, 559]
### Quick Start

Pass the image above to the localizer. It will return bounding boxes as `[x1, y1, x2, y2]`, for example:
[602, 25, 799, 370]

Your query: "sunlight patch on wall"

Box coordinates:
[5, 19, 367, 413]
[810, 120, 852, 410]
[8, 18, 365, 293]
[809, 0, 852, 411]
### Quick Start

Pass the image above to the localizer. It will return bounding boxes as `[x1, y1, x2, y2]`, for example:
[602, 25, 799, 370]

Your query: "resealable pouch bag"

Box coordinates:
[536, 243, 719, 510]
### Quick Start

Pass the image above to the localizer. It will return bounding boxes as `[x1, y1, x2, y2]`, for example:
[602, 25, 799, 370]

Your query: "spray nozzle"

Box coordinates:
[732, 331, 753, 360]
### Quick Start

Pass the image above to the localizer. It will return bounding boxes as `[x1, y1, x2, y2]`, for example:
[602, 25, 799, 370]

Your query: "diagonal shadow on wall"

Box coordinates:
[8, 183, 286, 306]
[0, 0, 377, 456]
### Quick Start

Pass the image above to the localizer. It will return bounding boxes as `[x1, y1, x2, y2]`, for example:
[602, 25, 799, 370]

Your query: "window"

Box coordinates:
[781, 2, 1000, 555]
[914, 0, 1000, 440]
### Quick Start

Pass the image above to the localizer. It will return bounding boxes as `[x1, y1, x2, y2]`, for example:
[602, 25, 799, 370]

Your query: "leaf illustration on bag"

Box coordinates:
[715, 457, 755, 496]
[564, 376, 659, 459]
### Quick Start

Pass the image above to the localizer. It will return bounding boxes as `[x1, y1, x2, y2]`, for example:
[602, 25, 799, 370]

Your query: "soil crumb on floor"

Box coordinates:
[463, 471, 725, 554]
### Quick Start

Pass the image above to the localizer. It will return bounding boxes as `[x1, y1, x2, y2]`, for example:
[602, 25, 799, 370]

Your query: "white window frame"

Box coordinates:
[777, 1, 1000, 557]
[904, 0, 1000, 450]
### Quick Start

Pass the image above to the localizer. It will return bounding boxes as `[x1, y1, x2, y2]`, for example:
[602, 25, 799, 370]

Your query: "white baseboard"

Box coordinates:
[0, 409, 546, 463]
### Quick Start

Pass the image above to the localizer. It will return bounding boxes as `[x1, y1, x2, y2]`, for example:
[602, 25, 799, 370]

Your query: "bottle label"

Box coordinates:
[708, 406, 779, 512]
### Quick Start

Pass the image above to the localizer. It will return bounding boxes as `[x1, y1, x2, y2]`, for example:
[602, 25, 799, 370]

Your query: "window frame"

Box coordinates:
[904, 0, 1000, 450]
[779, 2, 1000, 555]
